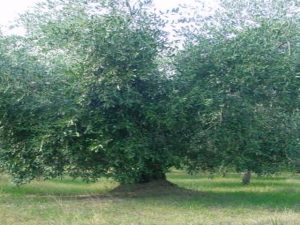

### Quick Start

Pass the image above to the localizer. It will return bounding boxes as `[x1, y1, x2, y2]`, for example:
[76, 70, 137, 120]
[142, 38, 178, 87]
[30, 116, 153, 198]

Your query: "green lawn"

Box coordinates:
[0, 171, 299, 225]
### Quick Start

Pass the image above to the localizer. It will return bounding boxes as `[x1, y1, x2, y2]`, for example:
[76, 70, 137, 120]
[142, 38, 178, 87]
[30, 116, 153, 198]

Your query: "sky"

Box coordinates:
[0, 0, 198, 27]
[0, 0, 40, 26]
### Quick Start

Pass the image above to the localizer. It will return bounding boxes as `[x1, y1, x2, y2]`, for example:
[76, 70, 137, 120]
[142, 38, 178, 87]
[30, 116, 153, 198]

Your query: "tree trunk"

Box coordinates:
[242, 170, 251, 185]
[222, 171, 227, 177]
[295, 160, 300, 173]
[136, 163, 166, 183]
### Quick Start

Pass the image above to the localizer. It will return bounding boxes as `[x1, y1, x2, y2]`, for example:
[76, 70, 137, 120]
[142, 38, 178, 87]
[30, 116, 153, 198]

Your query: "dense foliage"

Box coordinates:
[173, 0, 300, 178]
[0, 0, 299, 184]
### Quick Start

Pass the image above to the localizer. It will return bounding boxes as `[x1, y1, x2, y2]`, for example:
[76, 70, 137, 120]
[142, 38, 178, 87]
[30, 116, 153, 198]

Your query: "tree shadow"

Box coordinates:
[53, 179, 202, 200]
[1, 176, 299, 212]
[57, 179, 300, 212]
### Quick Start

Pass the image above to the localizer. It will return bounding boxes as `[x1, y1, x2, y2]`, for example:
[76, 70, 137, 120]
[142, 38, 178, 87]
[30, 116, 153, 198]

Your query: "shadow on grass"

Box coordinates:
[0, 175, 299, 211]
[174, 180, 300, 189]
[60, 179, 300, 212]
[0, 176, 118, 197]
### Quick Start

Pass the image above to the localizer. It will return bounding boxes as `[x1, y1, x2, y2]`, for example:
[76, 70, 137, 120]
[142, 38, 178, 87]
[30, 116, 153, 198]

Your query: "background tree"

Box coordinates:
[0, 33, 74, 183]
[172, 0, 300, 183]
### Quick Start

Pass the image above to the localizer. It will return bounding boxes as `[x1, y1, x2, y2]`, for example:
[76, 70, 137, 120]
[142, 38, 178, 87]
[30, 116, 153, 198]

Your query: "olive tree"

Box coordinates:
[0, 34, 74, 183]
[173, 0, 300, 183]
[0, 0, 177, 184]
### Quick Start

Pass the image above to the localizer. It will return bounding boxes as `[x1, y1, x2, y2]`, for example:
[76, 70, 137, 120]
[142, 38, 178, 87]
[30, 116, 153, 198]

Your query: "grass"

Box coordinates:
[0, 171, 299, 225]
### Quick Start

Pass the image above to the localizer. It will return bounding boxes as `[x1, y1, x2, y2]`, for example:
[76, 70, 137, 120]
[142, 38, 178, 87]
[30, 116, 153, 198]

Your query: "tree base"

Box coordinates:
[136, 171, 166, 184]
[111, 179, 177, 197]
[242, 170, 251, 185]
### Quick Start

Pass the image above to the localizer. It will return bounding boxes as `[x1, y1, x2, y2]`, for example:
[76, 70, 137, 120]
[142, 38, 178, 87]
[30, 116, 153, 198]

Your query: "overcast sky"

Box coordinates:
[0, 0, 199, 26]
